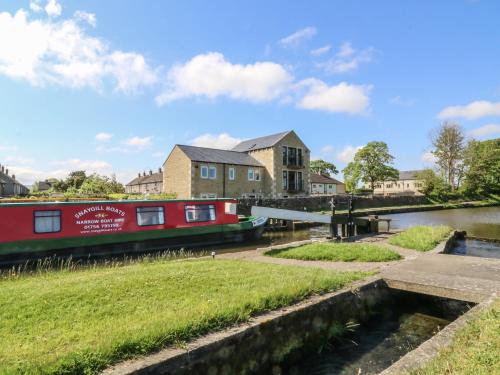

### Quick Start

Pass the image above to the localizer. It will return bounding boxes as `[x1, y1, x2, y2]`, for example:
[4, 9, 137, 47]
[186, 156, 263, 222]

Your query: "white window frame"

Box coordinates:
[254, 169, 261, 181]
[208, 166, 217, 180]
[200, 165, 209, 179]
[228, 167, 235, 181]
[136, 206, 165, 227]
[248, 168, 255, 181]
[34, 210, 61, 234]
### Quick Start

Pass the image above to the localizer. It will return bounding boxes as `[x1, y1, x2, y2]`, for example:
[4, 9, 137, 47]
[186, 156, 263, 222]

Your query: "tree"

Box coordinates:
[461, 138, 500, 196]
[78, 174, 125, 196]
[310, 159, 338, 176]
[66, 171, 87, 190]
[342, 141, 399, 191]
[431, 122, 465, 190]
[415, 169, 451, 200]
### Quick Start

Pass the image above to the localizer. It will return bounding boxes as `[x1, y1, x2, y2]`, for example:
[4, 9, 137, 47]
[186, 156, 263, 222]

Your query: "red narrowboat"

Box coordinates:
[0, 198, 267, 264]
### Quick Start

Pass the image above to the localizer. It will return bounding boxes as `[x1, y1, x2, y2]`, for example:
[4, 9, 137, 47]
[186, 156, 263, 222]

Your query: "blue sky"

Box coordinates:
[1, 0, 500, 184]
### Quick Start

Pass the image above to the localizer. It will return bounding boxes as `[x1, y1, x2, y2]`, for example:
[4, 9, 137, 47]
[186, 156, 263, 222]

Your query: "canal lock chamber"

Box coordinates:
[145, 279, 475, 375]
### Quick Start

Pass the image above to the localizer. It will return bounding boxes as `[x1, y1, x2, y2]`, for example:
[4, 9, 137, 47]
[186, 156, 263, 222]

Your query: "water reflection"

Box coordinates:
[380, 206, 500, 240]
[450, 239, 500, 259]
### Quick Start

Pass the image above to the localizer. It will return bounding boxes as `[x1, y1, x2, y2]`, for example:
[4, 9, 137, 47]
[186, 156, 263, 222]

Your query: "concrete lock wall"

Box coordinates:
[113, 280, 391, 375]
[237, 194, 429, 216]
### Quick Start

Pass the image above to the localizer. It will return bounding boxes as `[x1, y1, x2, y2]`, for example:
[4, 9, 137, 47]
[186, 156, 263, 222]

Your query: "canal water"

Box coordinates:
[215, 206, 500, 255]
[380, 206, 500, 240]
[286, 310, 449, 375]
[449, 238, 500, 259]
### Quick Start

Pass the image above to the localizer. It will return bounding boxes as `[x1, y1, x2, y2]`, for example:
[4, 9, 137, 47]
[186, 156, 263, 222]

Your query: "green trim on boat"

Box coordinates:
[0, 219, 258, 255]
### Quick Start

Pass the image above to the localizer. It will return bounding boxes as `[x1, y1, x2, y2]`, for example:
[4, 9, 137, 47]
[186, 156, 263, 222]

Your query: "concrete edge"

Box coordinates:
[428, 231, 457, 255]
[101, 276, 383, 375]
[380, 294, 498, 375]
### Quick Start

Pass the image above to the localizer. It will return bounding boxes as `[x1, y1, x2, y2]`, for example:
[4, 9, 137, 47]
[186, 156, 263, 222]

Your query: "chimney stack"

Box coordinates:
[143, 171, 146, 177]
[158, 167, 162, 173]
[138, 173, 141, 178]
[12, 175, 15, 180]
[149, 170, 153, 176]
[5, 169, 8, 175]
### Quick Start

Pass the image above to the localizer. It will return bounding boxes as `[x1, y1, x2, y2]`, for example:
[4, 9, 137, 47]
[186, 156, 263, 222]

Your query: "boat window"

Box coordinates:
[34, 210, 61, 234]
[136, 207, 165, 226]
[185, 204, 216, 223]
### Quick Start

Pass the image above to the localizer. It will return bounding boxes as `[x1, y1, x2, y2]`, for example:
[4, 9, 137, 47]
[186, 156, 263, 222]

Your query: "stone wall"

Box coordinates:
[237, 194, 429, 215]
[104, 279, 390, 375]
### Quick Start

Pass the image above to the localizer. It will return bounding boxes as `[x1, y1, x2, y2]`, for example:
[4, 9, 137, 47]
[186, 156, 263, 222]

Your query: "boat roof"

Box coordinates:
[0, 198, 236, 208]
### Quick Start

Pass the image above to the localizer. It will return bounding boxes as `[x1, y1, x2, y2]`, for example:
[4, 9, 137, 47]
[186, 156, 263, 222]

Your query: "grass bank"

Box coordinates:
[265, 242, 402, 262]
[388, 225, 452, 251]
[411, 299, 499, 375]
[0, 258, 368, 374]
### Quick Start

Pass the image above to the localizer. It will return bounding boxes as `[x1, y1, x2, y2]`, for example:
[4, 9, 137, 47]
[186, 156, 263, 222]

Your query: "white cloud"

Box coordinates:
[296, 79, 372, 114]
[335, 145, 363, 163]
[45, 0, 62, 17]
[5, 158, 113, 184]
[0, 8, 157, 93]
[310, 45, 331, 56]
[156, 52, 292, 105]
[390, 95, 416, 107]
[53, 158, 112, 171]
[123, 136, 153, 148]
[320, 145, 334, 154]
[279, 26, 317, 48]
[95, 132, 113, 142]
[319, 42, 376, 74]
[438, 100, 500, 120]
[421, 151, 437, 164]
[74, 10, 96, 27]
[29, 1, 43, 13]
[468, 124, 500, 138]
[190, 133, 243, 150]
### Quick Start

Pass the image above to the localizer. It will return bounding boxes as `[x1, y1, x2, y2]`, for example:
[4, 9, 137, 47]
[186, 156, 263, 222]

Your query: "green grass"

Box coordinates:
[388, 225, 452, 251]
[411, 300, 499, 375]
[265, 242, 402, 262]
[0, 258, 368, 374]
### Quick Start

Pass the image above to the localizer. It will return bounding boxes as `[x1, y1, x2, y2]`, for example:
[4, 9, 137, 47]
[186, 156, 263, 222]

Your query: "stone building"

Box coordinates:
[163, 130, 310, 199]
[310, 173, 346, 195]
[370, 170, 424, 196]
[0, 164, 29, 197]
[126, 169, 163, 194]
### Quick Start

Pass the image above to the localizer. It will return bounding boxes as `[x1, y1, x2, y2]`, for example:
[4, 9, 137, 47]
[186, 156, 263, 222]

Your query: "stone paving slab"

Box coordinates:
[382, 253, 500, 302]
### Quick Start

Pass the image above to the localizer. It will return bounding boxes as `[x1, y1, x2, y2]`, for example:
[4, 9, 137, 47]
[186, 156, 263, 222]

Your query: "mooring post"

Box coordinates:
[347, 194, 355, 237]
[329, 197, 337, 238]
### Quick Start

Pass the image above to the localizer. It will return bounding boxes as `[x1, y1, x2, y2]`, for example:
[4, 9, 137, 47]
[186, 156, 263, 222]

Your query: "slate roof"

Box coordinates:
[310, 173, 345, 185]
[127, 172, 163, 186]
[231, 131, 292, 152]
[398, 170, 423, 180]
[0, 171, 21, 185]
[177, 145, 263, 167]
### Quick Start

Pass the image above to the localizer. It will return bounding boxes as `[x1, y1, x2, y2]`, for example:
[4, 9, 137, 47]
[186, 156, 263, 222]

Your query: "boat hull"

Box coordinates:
[0, 219, 266, 265]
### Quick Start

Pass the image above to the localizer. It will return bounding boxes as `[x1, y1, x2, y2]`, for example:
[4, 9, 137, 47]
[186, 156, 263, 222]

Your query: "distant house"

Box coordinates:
[163, 130, 311, 199]
[370, 170, 424, 196]
[126, 169, 163, 194]
[310, 173, 346, 195]
[31, 180, 53, 193]
[0, 164, 29, 197]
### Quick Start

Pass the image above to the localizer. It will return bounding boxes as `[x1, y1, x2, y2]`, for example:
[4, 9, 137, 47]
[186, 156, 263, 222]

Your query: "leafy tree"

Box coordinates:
[78, 174, 125, 196]
[431, 122, 465, 190]
[461, 138, 500, 196]
[310, 159, 339, 175]
[66, 171, 87, 190]
[415, 169, 452, 200]
[342, 141, 399, 191]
